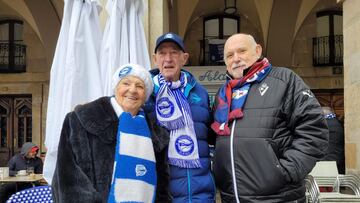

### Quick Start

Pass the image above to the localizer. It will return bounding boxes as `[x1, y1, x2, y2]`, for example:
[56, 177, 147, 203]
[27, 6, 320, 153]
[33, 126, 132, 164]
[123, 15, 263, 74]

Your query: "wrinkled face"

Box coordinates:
[153, 42, 189, 81]
[115, 75, 146, 116]
[224, 34, 262, 79]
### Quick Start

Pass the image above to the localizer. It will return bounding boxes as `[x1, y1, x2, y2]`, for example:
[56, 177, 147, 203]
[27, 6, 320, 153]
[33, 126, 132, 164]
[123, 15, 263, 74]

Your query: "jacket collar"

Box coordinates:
[74, 97, 169, 151]
[74, 97, 118, 143]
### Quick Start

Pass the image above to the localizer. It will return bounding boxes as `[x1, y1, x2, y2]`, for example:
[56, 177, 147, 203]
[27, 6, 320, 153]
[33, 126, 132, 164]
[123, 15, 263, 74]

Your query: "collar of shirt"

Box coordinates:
[110, 97, 124, 117]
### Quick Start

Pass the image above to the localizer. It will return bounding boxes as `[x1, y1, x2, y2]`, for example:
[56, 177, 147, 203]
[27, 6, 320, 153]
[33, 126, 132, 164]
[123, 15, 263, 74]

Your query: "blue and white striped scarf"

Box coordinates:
[108, 110, 157, 203]
[155, 73, 201, 168]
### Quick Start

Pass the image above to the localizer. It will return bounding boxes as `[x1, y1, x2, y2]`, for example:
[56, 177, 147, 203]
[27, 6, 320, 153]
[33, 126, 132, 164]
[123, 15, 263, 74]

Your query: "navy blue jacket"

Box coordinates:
[144, 69, 216, 203]
[322, 116, 345, 174]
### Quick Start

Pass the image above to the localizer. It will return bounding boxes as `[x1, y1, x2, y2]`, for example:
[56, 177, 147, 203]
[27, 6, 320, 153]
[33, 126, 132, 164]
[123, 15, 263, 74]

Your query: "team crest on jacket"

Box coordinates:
[156, 97, 174, 118]
[175, 135, 194, 156]
[258, 82, 269, 96]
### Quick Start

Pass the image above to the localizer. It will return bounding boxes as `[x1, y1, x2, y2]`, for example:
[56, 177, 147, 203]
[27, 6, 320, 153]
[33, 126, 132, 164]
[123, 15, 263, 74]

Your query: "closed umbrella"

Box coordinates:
[43, 0, 103, 184]
[101, 0, 150, 96]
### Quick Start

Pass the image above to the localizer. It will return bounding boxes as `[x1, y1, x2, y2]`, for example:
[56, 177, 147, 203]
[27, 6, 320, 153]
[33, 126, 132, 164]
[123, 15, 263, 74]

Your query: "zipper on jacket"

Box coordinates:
[210, 172, 217, 201]
[230, 120, 241, 203]
[187, 169, 192, 203]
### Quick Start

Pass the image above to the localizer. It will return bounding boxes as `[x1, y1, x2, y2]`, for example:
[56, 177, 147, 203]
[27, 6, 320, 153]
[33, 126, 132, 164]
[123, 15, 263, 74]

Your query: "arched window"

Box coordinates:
[203, 15, 239, 66]
[313, 11, 343, 67]
[0, 19, 26, 73]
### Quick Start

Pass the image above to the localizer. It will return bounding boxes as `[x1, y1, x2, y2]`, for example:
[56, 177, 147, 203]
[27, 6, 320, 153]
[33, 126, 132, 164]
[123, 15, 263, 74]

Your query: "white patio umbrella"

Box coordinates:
[43, 0, 103, 184]
[101, 0, 150, 96]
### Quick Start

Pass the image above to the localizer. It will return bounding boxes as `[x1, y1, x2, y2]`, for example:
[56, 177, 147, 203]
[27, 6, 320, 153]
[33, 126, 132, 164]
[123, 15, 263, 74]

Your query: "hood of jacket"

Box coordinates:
[21, 142, 37, 157]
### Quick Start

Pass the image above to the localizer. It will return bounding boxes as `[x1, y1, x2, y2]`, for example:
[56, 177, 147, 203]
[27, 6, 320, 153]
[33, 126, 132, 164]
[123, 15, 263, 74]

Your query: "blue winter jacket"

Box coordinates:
[144, 69, 216, 203]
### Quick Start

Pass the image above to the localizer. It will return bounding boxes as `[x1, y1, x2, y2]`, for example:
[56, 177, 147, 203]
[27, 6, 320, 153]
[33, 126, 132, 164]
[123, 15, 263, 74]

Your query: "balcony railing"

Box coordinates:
[0, 40, 26, 73]
[313, 35, 343, 66]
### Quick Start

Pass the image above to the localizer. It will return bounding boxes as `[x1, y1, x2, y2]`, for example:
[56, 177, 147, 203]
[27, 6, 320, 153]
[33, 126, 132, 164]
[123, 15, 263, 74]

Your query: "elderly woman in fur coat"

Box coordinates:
[52, 64, 171, 203]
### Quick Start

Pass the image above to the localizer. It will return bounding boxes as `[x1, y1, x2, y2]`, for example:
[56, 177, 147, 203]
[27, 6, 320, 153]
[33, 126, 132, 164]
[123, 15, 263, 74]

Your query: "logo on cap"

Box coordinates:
[156, 97, 174, 118]
[118, 66, 132, 78]
[164, 33, 174, 39]
[155, 32, 185, 53]
[175, 135, 194, 156]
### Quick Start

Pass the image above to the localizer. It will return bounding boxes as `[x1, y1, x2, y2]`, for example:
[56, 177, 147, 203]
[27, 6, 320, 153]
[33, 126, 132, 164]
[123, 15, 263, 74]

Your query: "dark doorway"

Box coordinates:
[0, 95, 32, 166]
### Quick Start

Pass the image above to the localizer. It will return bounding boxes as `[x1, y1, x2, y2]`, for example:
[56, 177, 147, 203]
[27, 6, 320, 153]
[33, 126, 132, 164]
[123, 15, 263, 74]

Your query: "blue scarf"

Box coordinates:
[108, 111, 156, 203]
[211, 58, 272, 136]
[155, 72, 201, 168]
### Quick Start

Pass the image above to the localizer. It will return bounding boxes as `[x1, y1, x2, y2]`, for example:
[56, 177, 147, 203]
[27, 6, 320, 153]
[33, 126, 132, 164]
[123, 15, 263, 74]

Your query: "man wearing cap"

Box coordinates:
[144, 32, 216, 202]
[0, 142, 43, 203]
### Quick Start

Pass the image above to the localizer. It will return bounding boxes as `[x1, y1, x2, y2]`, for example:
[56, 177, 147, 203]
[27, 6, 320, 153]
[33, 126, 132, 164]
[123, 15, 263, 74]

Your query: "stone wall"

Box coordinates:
[0, 20, 49, 151]
[342, 0, 360, 174]
[292, 0, 343, 90]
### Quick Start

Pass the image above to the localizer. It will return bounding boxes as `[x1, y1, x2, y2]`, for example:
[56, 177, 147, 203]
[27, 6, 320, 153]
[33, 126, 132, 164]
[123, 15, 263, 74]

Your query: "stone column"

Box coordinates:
[342, 0, 360, 174]
[145, 0, 169, 66]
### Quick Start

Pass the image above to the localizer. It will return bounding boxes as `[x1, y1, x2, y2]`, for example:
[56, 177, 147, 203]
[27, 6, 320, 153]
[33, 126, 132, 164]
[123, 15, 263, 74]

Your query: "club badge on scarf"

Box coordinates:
[155, 73, 201, 168]
[108, 111, 156, 203]
[168, 121, 201, 168]
[211, 58, 272, 136]
[155, 75, 185, 130]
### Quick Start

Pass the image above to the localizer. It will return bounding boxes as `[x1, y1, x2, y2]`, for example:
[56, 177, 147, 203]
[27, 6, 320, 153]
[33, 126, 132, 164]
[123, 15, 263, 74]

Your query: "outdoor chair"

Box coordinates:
[305, 161, 360, 203]
[6, 185, 53, 203]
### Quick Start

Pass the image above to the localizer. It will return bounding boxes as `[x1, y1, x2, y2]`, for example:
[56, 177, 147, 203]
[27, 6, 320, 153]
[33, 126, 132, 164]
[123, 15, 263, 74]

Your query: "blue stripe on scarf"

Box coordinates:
[116, 113, 151, 137]
[168, 158, 201, 168]
[114, 155, 157, 185]
[108, 111, 156, 203]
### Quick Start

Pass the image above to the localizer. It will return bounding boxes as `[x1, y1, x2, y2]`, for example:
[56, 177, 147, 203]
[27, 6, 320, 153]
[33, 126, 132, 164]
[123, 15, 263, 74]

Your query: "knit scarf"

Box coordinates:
[155, 73, 201, 168]
[108, 111, 157, 203]
[211, 58, 272, 136]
